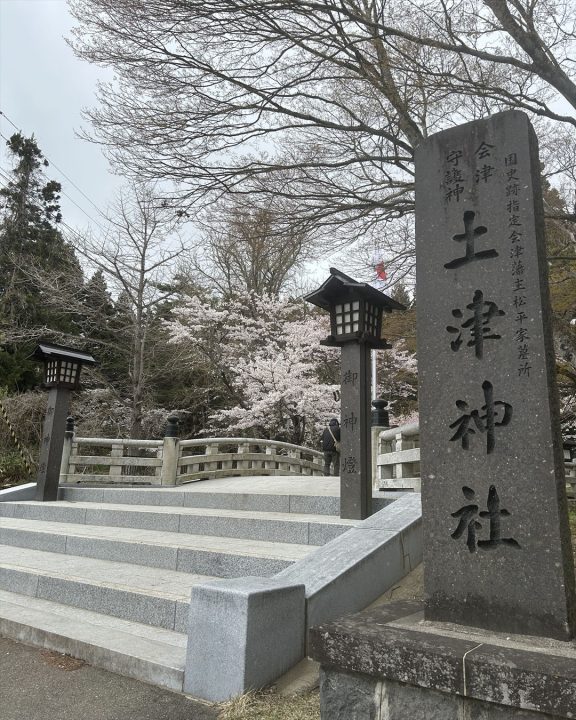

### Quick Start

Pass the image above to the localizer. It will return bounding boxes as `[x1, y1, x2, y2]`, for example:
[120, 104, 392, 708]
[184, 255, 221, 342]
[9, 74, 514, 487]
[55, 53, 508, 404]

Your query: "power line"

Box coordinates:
[0, 110, 19, 132]
[0, 109, 113, 232]
[0, 142, 109, 233]
[0, 167, 106, 254]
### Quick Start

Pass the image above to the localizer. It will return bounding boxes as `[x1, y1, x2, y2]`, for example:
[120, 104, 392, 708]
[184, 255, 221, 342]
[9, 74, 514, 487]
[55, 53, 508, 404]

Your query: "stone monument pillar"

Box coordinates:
[416, 110, 575, 639]
[310, 112, 576, 719]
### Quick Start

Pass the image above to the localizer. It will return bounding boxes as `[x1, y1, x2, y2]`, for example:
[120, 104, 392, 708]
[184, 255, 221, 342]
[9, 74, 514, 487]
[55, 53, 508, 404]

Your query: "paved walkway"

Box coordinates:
[0, 636, 218, 720]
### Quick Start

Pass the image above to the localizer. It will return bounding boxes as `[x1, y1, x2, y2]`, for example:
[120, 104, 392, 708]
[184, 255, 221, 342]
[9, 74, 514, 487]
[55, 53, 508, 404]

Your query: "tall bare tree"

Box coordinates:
[68, 0, 576, 283]
[72, 183, 185, 437]
[188, 198, 315, 297]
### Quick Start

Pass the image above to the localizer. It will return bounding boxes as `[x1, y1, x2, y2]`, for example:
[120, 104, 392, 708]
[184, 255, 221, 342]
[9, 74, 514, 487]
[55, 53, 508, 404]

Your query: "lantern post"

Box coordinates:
[33, 342, 96, 501]
[305, 268, 404, 519]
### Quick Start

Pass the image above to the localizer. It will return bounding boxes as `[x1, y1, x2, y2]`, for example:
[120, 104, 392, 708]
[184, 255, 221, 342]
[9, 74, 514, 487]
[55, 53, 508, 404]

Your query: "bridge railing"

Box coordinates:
[375, 422, 421, 492]
[59, 420, 324, 486]
[376, 421, 576, 496]
[177, 438, 323, 483]
[60, 436, 164, 485]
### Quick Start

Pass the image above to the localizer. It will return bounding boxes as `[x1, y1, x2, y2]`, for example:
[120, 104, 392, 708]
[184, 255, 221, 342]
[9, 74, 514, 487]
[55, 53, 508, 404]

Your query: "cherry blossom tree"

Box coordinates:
[167, 292, 340, 445]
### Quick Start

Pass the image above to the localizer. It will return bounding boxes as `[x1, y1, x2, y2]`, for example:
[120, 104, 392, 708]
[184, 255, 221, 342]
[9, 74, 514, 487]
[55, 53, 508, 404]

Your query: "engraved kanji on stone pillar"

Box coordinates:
[415, 110, 576, 640]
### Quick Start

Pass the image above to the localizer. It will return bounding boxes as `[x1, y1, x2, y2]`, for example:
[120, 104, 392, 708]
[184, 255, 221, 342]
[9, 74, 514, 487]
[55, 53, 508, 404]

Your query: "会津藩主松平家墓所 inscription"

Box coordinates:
[505, 151, 532, 378]
[451, 485, 521, 553]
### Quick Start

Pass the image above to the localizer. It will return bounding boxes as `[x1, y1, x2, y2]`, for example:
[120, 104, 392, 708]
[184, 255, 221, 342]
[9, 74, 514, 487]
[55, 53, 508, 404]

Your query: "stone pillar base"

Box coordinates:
[309, 601, 576, 719]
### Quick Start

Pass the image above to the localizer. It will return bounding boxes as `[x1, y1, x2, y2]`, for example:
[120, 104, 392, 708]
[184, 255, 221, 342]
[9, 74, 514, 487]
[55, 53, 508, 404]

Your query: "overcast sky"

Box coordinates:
[0, 0, 341, 285]
[0, 0, 119, 235]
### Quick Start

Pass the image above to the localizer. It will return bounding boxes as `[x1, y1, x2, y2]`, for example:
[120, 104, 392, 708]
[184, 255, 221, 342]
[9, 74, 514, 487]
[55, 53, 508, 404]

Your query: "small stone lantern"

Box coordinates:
[34, 342, 96, 501]
[306, 268, 402, 349]
[305, 268, 404, 519]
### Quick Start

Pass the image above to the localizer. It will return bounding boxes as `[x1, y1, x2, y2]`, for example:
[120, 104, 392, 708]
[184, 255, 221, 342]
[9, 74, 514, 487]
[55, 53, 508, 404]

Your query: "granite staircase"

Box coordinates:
[0, 482, 369, 692]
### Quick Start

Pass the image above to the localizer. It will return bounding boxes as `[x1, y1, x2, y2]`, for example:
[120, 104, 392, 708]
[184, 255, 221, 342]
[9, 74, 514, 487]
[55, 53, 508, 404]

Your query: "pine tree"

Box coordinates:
[0, 133, 83, 389]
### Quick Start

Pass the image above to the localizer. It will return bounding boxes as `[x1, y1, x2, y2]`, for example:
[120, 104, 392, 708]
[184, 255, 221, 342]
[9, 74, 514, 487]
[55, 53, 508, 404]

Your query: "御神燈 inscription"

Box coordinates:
[343, 412, 358, 432]
[341, 456, 357, 474]
[342, 370, 358, 385]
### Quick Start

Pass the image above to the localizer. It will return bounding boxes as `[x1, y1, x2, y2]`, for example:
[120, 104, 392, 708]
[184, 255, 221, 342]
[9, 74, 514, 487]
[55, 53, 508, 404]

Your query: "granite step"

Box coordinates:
[0, 545, 215, 632]
[0, 500, 356, 545]
[58, 485, 348, 515]
[58, 484, 393, 515]
[0, 517, 316, 577]
[0, 588, 187, 691]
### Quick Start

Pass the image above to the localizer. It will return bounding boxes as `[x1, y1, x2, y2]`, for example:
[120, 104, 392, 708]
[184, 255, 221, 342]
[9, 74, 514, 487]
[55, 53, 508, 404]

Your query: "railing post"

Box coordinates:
[265, 444, 276, 471]
[109, 442, 124, 479]
[161, 416, 179, 486]
[371, 399, 390, 490]
[58, 416, 75, 484]
[205, 441, 218, 455]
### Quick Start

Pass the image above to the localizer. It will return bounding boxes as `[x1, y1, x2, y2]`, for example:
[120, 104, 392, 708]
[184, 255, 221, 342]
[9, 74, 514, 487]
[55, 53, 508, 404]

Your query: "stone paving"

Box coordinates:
[0, 636, 217, 720]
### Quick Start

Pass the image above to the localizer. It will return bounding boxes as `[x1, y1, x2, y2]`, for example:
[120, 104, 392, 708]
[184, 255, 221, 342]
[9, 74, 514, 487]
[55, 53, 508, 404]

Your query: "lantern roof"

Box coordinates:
[33, 341, 97, 366]
[304, 267, 405, 312]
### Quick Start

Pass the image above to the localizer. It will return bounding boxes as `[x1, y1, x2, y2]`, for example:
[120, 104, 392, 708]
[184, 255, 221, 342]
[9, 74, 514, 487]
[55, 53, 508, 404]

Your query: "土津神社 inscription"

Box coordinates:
[415, 110, 576, 639]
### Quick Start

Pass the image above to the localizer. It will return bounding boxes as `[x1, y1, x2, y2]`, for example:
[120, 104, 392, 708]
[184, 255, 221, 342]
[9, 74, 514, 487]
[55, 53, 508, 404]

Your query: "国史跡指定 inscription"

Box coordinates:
[415, 110, 576, 640]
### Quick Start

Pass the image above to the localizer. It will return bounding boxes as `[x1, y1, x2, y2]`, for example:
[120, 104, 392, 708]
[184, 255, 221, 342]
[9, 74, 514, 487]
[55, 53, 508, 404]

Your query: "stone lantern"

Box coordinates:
[33, 342, 96, 501]
[305, 268, 404, 519]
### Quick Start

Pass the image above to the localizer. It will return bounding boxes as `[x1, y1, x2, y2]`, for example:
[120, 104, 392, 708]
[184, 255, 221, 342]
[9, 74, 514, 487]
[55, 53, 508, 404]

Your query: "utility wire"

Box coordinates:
[0, 109, 113, 232]
[0, 131, 111, 234]
[0, 110, 19, 132]
[0, 167, 106, 258]
[0, 162, 108, 238]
